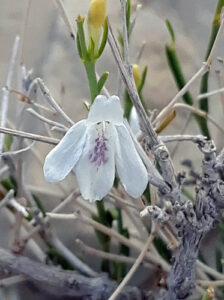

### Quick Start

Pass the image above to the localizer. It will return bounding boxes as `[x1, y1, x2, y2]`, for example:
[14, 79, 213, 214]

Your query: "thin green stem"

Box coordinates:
[84, 62, 98, 102]
[200, 0, 224, 102]
[75, 14, 126, 278]
[96, 201, 107, 224]
[165, 21, 211, 138]
[116, 208, 129, 280]
[199, 0, 224, 137]
[165, 45, 193, 106]
[93, 202, 111, 273]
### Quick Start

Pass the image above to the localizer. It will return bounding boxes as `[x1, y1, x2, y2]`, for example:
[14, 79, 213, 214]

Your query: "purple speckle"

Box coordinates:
[89, 136, 108, 167]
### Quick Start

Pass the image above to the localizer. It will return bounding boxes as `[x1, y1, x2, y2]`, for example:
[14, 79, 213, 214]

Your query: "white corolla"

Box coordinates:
[44, 95, 148, 202]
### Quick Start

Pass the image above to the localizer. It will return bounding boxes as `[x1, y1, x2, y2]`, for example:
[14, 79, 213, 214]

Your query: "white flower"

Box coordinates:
[44, 95, 148, 202]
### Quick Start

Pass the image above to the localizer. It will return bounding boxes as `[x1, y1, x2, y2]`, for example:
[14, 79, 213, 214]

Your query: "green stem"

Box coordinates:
[96, 201, 107, 225]
[116, 208, 129, 280]
[83, 54, 109, 263]
[166, 45, 193, 106]
[83, 61, 109, 267]
[76, 15, 126, 278]
[200, 0, 224, 105]
[84, 61, 98, 102]
[199, 0, 224, 137]
[94, 202, 111, 273]
[165, 30, 211, 138]
[117, 208, 123, 234]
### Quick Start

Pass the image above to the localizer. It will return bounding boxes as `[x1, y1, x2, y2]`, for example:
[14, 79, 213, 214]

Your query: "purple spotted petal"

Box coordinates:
[74, 122, 116, 202]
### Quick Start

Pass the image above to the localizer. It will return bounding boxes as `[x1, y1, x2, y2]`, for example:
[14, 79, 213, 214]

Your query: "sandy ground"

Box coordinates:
[0, 0, 224, 299]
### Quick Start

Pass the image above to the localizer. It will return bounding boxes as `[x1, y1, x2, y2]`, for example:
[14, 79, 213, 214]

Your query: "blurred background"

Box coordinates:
[0, 0, 224, 299]
[1, 0, 223, 156]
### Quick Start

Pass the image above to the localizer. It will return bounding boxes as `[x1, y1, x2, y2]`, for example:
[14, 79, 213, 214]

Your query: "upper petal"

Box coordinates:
[44, 120, 87, 183]
[115, 124, 148, 198]
[87, 95, 123, 125]
[74, 122, 116, 202]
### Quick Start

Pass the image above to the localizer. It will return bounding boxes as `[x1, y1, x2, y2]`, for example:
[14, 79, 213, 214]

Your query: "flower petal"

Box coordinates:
[129, 106, 140, 135]
[87, 95, 123, 125]
[115, 124, 148, 198]
[44, 120, 87, 183]
[74, 122, 116, 202]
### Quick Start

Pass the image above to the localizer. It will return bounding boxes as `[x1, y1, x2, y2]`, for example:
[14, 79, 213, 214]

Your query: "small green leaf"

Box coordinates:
[83, 101, 90, 111]
[126, 0, 131, 37]
[76, 16, 88, 60]
[76, 34, 83, 60]
[97, 72, 109, 93]
[124, 90, 132, 120]
[117, 30, 124, 48]
[87, 37, 95, 61]
[165, 19, 175, 44]
[138, 66, 148, 94]
[97, 18, 108, 58]
[4, 135, 13, 151]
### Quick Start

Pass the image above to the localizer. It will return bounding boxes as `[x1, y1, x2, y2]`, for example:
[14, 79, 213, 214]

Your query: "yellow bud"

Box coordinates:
[156, 110, 176, 134]
[88, 0, 106, 53]
[88, 0, 106, 28]
[132, 64, 141, 88]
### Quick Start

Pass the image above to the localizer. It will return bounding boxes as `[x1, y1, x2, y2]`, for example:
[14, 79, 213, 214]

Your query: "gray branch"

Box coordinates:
[156, 140, 224, 300]
[0, 248, 143, 300]
[107, 20, 181, 203]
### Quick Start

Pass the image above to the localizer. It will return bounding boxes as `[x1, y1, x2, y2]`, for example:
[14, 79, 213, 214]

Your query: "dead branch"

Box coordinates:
[0, 248, 142, 300]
